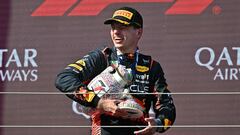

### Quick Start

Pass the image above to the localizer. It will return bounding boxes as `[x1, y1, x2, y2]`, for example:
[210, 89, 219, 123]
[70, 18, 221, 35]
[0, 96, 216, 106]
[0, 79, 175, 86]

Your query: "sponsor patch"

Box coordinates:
[136, 65, 149, 72]
[76, 59, 86, 67]
[68, 63, 83, 71]
[83, 91, 95, 102]
[113, 10, 133, 20]
[164, 118, 172, 130]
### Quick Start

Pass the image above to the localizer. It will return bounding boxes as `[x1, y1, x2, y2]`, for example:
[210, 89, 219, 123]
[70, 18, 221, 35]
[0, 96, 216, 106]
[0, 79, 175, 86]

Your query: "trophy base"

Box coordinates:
[118, 100, 144, 119]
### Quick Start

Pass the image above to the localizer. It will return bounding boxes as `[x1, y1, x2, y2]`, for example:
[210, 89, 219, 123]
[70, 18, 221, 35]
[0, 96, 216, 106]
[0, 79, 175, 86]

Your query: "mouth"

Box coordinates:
[114, 37, 124, 43]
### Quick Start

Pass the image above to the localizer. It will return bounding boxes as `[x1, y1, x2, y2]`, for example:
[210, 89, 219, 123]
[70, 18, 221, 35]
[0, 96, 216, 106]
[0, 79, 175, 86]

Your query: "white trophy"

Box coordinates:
[85, 65, 145, 119]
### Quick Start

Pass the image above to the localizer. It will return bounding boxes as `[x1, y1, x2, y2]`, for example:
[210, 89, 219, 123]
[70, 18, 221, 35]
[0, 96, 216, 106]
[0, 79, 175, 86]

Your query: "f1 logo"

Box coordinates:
[31, 0, 214, 16]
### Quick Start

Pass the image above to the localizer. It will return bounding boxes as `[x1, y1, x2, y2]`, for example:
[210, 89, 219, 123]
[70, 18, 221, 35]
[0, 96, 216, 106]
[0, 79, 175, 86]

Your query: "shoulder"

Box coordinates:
[138, 53, 163, 70]
[140, 54, 166, 80]
[84, 46, 111, 60]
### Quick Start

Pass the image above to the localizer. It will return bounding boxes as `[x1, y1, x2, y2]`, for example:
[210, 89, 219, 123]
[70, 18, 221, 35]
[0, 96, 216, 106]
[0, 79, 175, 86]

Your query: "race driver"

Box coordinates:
[55, 7, 176, 135]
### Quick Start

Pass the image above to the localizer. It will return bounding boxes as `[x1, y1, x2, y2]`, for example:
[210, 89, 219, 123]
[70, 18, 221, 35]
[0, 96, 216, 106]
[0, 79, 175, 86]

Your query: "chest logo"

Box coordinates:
[136, 65, 149, 72]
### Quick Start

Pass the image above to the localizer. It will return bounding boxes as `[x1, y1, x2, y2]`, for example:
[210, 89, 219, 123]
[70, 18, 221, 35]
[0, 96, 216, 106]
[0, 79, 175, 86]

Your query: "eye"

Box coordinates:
[119, 25, 128, 30]
[111, 23, 128, 30]
[111, 24, 115, 29]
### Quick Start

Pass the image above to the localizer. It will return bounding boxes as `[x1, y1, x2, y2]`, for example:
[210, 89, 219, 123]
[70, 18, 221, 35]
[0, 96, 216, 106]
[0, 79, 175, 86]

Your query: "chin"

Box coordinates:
[114, 43, 124, 48]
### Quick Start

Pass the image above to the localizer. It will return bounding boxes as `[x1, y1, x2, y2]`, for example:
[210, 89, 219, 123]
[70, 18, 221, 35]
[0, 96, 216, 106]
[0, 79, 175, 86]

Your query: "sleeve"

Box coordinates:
[55, 48, 108, 108]
[151, 61, 176, 133]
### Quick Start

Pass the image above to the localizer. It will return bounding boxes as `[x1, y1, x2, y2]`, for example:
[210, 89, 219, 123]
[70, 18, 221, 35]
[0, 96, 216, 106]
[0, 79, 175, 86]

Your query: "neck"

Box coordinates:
[116, 47, 137, 55]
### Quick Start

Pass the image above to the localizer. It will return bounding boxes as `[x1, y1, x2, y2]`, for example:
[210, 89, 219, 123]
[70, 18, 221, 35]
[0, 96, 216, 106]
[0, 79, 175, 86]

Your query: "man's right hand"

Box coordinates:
[97, 98, 126, 116]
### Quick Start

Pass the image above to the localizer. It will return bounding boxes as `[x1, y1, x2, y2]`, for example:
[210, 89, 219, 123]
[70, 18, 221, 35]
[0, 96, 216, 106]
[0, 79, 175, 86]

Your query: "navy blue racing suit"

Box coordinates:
[55, 47, 176, 135]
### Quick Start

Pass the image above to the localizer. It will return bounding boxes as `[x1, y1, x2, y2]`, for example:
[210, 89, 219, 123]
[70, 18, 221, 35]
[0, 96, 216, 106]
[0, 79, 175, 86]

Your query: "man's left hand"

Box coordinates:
[134, 117, 157, 135]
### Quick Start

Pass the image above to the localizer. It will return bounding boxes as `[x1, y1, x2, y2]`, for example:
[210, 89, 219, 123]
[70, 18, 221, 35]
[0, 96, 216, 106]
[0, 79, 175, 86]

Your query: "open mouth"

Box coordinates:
[114, 37, 124, 43]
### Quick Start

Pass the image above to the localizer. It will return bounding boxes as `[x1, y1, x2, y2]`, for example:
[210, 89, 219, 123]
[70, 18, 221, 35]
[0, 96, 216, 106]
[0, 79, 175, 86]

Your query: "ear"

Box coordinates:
[136, 28, 143, 38]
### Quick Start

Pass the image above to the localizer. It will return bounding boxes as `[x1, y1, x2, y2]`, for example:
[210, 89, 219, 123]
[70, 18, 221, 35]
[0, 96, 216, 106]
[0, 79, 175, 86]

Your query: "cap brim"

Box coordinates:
[104, 18, 130, 25]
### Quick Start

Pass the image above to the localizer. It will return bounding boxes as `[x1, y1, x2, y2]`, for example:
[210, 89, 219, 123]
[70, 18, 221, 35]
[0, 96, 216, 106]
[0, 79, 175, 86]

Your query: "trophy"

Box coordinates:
[86, 65, 145, 119]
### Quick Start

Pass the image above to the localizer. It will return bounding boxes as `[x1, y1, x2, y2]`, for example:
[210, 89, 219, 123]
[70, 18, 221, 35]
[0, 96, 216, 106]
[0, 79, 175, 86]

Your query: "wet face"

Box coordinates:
[110, 22, 142, 53]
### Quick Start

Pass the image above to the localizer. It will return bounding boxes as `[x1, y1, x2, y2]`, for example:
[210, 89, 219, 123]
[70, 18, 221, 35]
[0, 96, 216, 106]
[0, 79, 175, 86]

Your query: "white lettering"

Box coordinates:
[214, 69, 224, 80]
[214, 68, 240, 80]
[195, 47, 215, 70]
[233, 47, 240, 65]
[0, 69, 38, 81]
[0, 49, 8, 67]
[216, 47, 233, 66]
[24, 49, 38, 67]
[30, 70, 38, 81]
[230, 68, 238, 80]
[130, 84, 149, 93]
[225, 68, 229, 80]
[0, 49, 38, 68]
[0, 70, 14, 81]
[21, 70, 31, 81]
[6, 49, 22, 67]
[13, 70, 22, 81]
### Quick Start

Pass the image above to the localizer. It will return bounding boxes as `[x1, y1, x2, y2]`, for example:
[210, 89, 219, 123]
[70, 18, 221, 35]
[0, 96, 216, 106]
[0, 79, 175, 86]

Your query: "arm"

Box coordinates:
[152, 62, 176, 133]
[134, 61, 176, 135]
[55, 49, 108, 108]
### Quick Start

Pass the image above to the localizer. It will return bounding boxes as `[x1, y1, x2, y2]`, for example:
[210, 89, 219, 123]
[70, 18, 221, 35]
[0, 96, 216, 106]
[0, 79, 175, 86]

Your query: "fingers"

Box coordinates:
[145, 117, 157, 125]
[134, 117, 157, 135]
[134, 126, 151, 135]
[134, 127, 156, 135]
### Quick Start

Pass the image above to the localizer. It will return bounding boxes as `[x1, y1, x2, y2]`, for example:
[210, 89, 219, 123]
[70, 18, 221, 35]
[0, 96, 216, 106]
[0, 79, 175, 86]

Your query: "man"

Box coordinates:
[55, 7, 176, 135]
